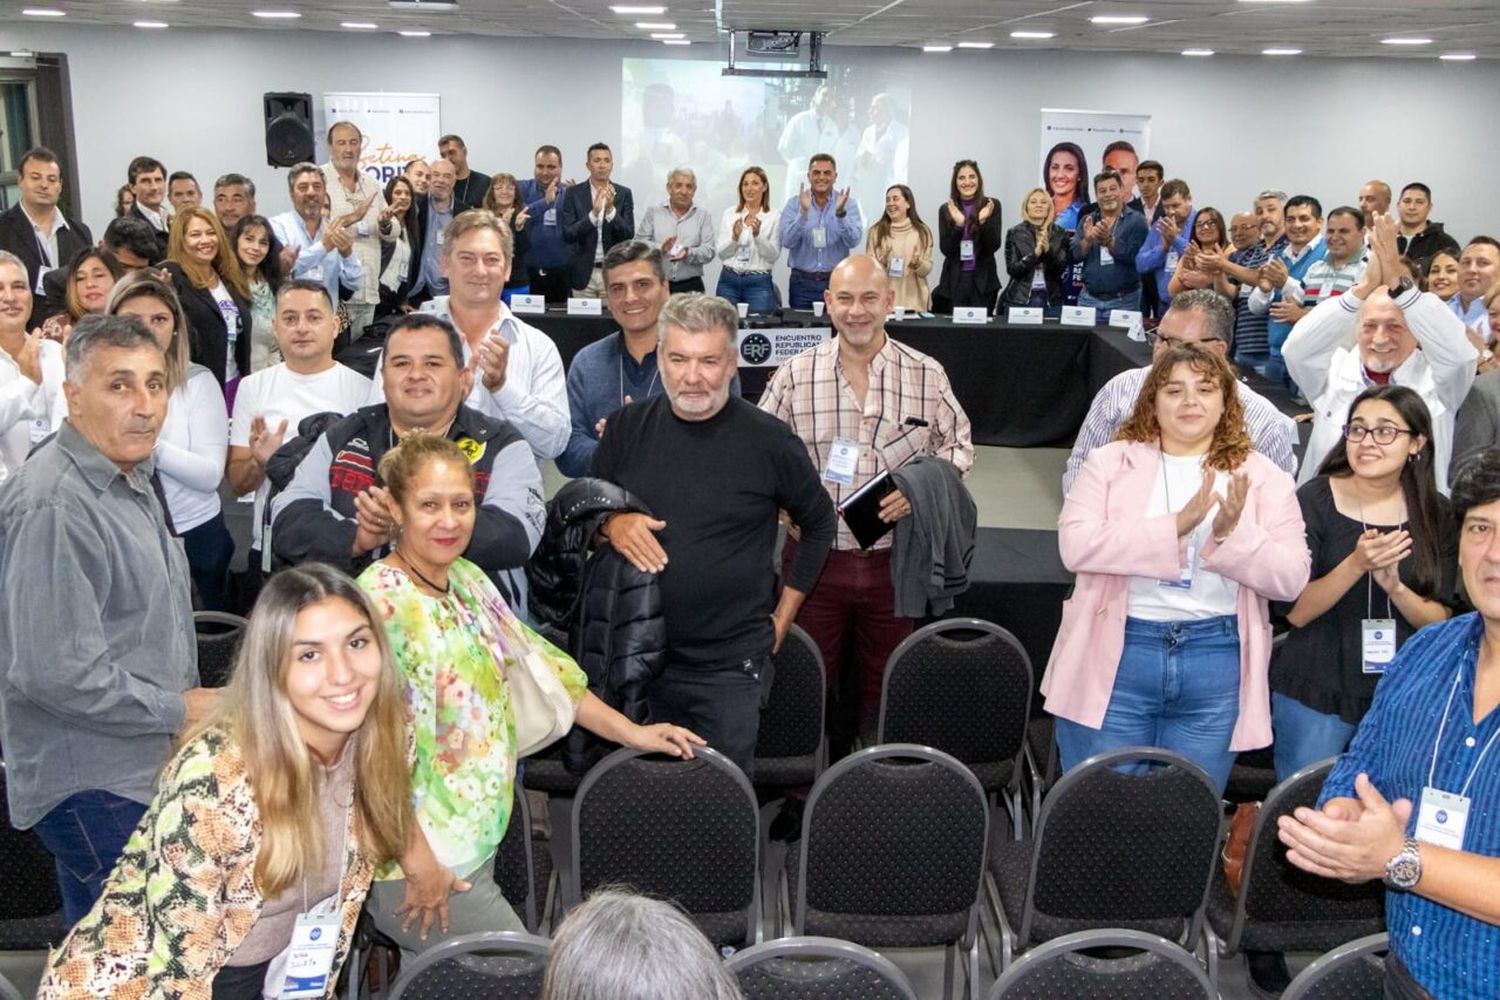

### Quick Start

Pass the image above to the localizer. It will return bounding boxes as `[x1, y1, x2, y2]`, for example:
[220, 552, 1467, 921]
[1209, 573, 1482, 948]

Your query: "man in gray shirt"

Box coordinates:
[636, 167, 717, 294]
[0, 314, 213, 923]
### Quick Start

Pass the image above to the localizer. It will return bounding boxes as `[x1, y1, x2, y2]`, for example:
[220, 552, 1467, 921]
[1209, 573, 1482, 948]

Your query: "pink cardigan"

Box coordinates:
[1040, 440, 1310, 751]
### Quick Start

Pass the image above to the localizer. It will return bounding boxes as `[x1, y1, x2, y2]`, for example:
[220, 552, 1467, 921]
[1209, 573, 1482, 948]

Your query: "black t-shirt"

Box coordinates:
[592, 395, 835, 665]
[1270, 476, 1458, 723]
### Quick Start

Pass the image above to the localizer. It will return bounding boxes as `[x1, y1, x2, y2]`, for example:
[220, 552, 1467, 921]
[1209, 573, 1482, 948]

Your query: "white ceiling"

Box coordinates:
[12, 0, 1498, 58]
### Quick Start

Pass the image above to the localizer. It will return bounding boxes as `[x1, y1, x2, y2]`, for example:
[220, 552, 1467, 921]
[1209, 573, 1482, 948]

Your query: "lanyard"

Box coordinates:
[304, 792, 354, 914]
[1357, 504, 1400, 622]
[1427, 659, 1500, 798]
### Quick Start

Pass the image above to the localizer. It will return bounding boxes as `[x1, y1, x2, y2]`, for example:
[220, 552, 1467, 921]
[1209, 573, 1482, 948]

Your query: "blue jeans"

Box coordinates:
[788, 273, 829, 311]
[182, 512, 234, 612]
[715, 268, 780, 313]
[1271, 692, 1357, 781]
[1055, 615, 1241, 795]
[1077, 287, 1142, 313]
[32, 790, 149, 924]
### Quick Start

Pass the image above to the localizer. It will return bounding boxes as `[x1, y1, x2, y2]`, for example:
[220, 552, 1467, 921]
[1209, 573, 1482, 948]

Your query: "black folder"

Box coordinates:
[837, 470, 897, 550]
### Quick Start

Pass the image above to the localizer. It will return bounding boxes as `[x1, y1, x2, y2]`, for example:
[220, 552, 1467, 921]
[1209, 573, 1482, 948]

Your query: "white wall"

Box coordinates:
[8, 23, 1500, 252]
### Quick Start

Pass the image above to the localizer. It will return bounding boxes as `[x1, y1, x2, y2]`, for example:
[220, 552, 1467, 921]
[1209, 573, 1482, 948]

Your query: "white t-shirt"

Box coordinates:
[155, 365, 228, 533]
[209, 280, 243, 382]
[1126, 452, 1240, 621]
[231, 362, 372, 548]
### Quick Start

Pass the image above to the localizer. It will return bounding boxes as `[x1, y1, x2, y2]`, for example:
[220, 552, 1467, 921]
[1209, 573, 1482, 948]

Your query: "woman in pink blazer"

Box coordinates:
[1043, 345, 1310, 793]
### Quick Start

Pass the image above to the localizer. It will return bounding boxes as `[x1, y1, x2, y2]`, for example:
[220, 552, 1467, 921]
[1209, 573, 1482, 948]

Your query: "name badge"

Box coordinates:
[811, 226, 828, 249]
[1160, 539, 1197, 589]
[544, 207, 557, 226]
[823, 437, 861, 486]
[1415, 786, 1469, 850]
[960, 239, 976, 262]
[1099, 245, 1114, 266]
[1109, 309, 1143, 329]
[736, 243, 752, 263]
[29, 416, 50, 445]
[1060, 305, 1096, 327]
[952, 306, 987, 324]
[511, 293, 546, 315]
[1007, 307, 1043, 325]
[435, 231, 444, 246]
[566, 297, 603, 316]
[275, 911, 342, 998]
[1362, 618, 1397, 673]
[1166, 249, 1181, 272]
[889, 255, 905, 278]
[34, 267, 53, 295]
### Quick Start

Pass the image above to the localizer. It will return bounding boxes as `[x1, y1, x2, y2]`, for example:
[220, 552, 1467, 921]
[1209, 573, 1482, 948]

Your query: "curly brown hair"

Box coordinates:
[1115, 345, 1251, 471]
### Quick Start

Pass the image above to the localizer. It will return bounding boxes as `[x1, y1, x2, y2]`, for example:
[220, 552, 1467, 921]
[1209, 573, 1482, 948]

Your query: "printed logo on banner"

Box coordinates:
[740, 334, 773, 366]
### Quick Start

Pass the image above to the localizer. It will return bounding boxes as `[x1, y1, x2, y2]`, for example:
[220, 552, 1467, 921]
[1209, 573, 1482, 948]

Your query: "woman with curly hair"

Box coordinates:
[1042, 345, 1310, 793]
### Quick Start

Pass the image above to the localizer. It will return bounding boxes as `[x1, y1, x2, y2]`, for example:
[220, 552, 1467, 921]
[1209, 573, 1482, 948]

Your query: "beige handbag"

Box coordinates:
[508, 644, 577, 757]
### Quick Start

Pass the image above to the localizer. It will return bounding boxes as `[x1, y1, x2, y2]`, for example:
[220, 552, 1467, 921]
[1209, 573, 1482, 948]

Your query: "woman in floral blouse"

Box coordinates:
[41, 564, 414, 999]
[359, 433, 703, 955]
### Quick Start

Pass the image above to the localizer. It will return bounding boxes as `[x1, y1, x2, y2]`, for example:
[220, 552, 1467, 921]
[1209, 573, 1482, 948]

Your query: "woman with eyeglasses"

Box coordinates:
[1269, 386, 1456, 781]
[1167, 208, 1230, 299]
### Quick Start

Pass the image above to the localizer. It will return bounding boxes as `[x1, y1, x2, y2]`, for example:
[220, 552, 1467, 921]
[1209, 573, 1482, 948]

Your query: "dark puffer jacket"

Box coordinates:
[526, 478, 666, 774]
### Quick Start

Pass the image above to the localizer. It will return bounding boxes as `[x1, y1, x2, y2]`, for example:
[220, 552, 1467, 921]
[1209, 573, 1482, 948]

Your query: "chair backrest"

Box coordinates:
[492, 784, 540, 932]
[1280, 932, 1390, 1000]
[0, 768, 64, 923]
[754, 624, 827, 779]
[570, 746, 759, 947]
[1227, 758, 1385, 951]
[0, 971, 20, 1000]
[389, 931, 550, 1000]
[796, 744, 988, 948]
[1023, 748, 1221, 947]
[988, 928, 1217, 1000]
[193, 611, 249, 689]
[727, 936, 919, 1000]
[877, 619, 1032, 787]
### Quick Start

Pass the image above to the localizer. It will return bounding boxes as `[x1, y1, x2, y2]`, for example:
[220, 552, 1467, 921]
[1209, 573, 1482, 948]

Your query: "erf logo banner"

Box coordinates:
[322, 92, 442, 184]
[736, 328, 831, 367]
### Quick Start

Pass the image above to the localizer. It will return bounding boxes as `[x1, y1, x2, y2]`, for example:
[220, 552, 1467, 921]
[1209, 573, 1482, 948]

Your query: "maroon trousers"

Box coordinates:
[783, 539, 915, 726]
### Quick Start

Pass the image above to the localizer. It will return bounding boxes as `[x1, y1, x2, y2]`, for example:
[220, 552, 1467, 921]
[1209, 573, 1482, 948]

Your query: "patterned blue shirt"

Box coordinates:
[1321, 612, 1500, 1000]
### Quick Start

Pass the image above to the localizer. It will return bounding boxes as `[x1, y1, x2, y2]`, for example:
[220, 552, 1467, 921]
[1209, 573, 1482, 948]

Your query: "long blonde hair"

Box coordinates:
[1019, 187, 1056, 230]
[198, 563, 413, 897]
[167, 205, 250, 300]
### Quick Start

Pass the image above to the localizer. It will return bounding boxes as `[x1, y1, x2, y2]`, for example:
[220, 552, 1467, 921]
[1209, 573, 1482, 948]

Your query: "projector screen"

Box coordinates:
[619, 58, 913, 229]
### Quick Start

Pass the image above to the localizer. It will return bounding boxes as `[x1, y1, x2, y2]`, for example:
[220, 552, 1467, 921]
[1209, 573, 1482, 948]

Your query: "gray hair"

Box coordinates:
[65, 313, 161, 386]
[541, 890, 743, 1000]
[658, 292, 738, 348]
[667, 166, 696, 184]
[1165, 289, 1234, 345]
[215, 172, 256, 199]
[0, 249, 27, 281]
[1256, 189, 1287, 205]
[603, 240, 666, 283]
[286, 162, 322, 190]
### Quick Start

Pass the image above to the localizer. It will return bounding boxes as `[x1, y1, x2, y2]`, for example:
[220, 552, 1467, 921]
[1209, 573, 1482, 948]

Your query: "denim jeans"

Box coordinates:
[32, 789, 149, 924]
[788, 273, 830, 311]
[182, 512, 235, 612]
[715, 268, 780, 313]
[1271, 692, 1358, 781]
[1055, 615, 1241, 795]
[1077, 287, 1142, 313]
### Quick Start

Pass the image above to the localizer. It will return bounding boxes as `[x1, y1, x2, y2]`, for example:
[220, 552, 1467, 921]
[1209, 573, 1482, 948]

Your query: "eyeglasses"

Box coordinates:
[1148, 333, 1225, 349]
[1343, 424, 1412, 445]
[1194, 218, 1219, 230]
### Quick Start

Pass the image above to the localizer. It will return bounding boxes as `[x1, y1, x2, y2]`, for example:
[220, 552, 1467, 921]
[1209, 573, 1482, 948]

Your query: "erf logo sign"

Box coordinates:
[740, 333, 773, 366]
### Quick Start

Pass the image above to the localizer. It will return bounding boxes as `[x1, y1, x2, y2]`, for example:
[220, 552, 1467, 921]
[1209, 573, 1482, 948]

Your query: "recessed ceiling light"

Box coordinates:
[9, 50, 35, 57]
[1011, 31, 1055, 39]
[1382, 37, 1432, 45]
[1182, 48, 1214, 56]
[651, 31, 683, 38]
[611, 5, 666, 13]
[635, 21, 674, 28]
[1263, 47, 1302, 55]
[922, 44, 953, 52]
[1090, 15, 1148, 24]
[21, 8, 66, 15]
[341, 21, 379, 28]
[662, 39, 690, 45]
[398, 29, 431, 35]
[957, 41, 994, 49]
[134, 19, 169, 27]
[1440, 52, 1477, 61]
[252, 10, 301, 18]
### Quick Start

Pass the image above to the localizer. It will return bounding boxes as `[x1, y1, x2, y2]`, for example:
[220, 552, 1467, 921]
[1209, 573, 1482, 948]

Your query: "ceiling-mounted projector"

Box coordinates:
[389, 0, 459, 9]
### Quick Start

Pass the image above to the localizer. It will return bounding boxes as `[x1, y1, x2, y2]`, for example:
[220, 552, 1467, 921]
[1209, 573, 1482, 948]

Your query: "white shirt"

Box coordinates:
[716, 207, 782, 273]
[588, 182, 619, 264]
[208, 280, 242, 383]
[270, 211, 366, 306]
[156, 365, 227, 533]
[1126, 453, 1240, 620]
[20, 204, 67, 274]
[370, 297, 570, 462]
[0, 338, 65, 480]
[231, 361, 372, 548]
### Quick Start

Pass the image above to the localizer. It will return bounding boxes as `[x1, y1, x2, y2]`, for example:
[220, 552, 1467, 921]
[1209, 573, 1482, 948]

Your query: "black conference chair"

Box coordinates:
[569, 746, 760, 948]
[193, 610, 248, 688]
[388, 931, 550, 1000]
[781, 744, 989, 1000]
[726, 936, 920, 1000]
[0, 971, 21, 1000]
[987, 928, 1217, 1000]
[520, 742, 583, 797]
[988, 748, 1222, 970]
[492, 784, 553, 933]
[877, 619, 1033, 838]
[0, 767, 67, 954]
[754, 624, 828, 791]
[1021, 716, 1058, 834]
[1280, 932, 1390, 1000]
[1206, 758, 1385, 985]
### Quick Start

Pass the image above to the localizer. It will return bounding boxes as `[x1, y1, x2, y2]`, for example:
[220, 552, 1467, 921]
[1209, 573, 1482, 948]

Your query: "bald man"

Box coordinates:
[1358, 179, 1392, 222]
[760, 254, 974, 738]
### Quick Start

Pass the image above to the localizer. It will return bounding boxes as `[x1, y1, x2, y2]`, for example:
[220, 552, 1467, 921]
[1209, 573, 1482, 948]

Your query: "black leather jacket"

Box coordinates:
[1000, 222, 1070, 307]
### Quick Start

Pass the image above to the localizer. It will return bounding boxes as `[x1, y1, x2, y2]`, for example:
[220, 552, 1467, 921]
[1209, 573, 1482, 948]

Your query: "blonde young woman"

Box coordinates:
[40, 564, 414, 1000]
[864, 184, 933, 311]
[1000, 187, 1069, 312]
[163, 206, 253, 394]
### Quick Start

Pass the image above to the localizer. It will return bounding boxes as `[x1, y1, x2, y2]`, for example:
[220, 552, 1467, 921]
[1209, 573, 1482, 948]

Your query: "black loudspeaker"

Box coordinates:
[263, 92, 315, 168]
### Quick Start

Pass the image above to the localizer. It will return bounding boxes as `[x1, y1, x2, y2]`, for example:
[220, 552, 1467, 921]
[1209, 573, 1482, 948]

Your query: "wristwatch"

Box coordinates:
[1386, 276, 1415, 299]
[1384, 837, 1422, 890]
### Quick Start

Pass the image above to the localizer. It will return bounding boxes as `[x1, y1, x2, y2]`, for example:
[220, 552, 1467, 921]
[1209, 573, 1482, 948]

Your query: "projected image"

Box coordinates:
[620, 59, 911, 225]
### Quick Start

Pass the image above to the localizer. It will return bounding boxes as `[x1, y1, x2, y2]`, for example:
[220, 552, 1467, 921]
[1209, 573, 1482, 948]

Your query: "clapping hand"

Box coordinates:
[514, 206, 530, 230]
[1156, 215, 1181, 245]
[798, 183, 812, 216]
[977, 198, 994, 223]
[1176, 469, 1218, 537]
[1211, 472, 1249, 540]
[835, 187, 851, 215]
[15, 328, 44, 382]
[248, 415, 289, 468]
[946, 199, 964, 226]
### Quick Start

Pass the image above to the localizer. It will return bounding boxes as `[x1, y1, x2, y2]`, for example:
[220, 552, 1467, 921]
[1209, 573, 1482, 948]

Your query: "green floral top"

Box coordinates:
[359, 558, 588, 879]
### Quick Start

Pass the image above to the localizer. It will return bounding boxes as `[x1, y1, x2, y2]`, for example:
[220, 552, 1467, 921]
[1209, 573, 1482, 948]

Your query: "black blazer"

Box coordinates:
[0, 204, 93, 326]
[162, 260, 251, 388]
[559, 182, 634, 290]
[999, 222, 1071, 308]
[126, 204, 170, 262]
[935, 199, 1004, 311]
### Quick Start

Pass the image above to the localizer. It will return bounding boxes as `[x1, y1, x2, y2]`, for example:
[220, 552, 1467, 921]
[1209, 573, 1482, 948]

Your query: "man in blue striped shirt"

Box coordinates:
[1279, 447, 1500, 999]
